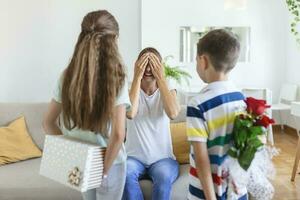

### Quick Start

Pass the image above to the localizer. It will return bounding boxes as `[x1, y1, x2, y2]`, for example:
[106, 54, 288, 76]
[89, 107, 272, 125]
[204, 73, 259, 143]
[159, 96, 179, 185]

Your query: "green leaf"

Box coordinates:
[228, 148, 238, 158]
[240, 119, 253, 128]
[234, 117, 252, 129]
[233, 118, 243, 130]
[238, 147, 256, 170]
[293, 10, 299, 16]
[249, 126, 264, 136]
[239, 128, 248, 144]
[246, 137, 263, 150]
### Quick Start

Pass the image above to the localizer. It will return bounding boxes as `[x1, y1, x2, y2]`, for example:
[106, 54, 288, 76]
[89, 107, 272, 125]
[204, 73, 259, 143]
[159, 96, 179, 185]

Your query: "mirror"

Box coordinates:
[179, 26, 251, 63]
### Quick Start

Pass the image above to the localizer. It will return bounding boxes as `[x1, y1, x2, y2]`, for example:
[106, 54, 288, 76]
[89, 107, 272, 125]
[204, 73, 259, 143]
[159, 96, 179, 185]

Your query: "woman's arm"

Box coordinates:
[43, 99, 63, 135]
[149, 55, 180, 120]
[126, 77, 141, 119]
[126, 54, 148, 119]
[156, 80, 180, 120]
[103, 104, 126, 175]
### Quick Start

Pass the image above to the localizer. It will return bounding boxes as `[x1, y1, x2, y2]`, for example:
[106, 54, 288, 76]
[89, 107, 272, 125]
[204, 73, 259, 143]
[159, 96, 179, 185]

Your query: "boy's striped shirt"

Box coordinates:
[186, 81, 247, 200]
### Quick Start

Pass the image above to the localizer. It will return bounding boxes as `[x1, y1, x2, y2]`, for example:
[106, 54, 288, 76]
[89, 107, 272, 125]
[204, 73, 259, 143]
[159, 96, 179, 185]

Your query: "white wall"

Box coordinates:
[0, 0, 140, 102]
[286, 22, 300, 100]
[1, 0, 296, 110]
[141, 0, 288, 101]
[282, 8, 300, 129]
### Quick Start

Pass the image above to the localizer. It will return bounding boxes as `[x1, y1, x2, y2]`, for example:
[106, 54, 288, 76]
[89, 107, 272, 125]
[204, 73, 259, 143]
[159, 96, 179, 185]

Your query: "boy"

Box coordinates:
[186, 29, 247, 200]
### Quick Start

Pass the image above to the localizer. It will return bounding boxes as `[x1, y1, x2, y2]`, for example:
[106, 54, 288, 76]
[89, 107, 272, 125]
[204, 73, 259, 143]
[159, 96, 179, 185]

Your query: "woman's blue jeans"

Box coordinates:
[122, 156, 179, 200]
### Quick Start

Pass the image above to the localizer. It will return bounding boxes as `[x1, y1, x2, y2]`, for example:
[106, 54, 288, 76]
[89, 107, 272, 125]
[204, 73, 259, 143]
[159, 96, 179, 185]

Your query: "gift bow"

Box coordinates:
[68, 167, 81, 186]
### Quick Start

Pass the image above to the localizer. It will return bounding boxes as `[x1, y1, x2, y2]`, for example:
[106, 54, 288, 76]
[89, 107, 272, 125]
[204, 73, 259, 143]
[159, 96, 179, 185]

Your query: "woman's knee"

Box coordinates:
[151, 169, 177, 186]
[150, 159, 179, 180]
[126, 158, 145, 180]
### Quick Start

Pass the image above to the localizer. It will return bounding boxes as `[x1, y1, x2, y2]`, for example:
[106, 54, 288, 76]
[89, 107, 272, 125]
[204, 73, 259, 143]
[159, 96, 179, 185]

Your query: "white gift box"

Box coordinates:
[40, 135, 106, 192]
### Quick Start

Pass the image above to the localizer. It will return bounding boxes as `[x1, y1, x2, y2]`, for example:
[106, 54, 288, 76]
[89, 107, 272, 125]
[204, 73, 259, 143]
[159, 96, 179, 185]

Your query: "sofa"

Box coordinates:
[0, 103, 189, 200]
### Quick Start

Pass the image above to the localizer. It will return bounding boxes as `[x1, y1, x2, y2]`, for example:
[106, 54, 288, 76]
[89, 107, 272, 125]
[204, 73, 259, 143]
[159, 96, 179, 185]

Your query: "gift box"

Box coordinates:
[40, 135, 105, 192]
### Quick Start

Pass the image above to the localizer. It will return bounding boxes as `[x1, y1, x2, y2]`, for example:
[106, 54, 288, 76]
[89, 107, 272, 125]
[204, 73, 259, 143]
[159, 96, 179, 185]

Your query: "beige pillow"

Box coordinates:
[171, 122, 190, 164]
[0, 116, 42, 165]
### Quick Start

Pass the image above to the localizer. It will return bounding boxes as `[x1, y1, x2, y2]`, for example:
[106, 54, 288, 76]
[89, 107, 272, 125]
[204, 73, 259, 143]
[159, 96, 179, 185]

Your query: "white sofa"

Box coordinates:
[0, 103, 189, 200]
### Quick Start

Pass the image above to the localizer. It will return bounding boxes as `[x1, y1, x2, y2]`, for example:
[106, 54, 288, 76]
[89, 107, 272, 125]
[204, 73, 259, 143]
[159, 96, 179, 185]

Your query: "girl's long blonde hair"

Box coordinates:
[61, 10, 125, 136]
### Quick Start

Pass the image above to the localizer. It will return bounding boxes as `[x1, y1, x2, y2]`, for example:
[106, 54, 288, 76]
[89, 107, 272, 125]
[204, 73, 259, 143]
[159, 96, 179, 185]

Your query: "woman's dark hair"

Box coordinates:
[138, 47, 162, 61]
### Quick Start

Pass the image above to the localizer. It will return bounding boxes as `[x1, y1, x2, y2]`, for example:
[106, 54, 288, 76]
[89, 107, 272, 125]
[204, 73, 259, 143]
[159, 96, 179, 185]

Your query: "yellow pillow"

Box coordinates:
[171, 122, 190, 164]
[0, 116, 42, 165]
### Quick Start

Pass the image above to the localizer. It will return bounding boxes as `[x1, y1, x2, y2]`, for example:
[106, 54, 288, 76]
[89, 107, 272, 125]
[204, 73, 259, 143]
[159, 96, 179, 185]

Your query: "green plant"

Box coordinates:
[163, 55, 192, 85]
[286, 0, 300, 45]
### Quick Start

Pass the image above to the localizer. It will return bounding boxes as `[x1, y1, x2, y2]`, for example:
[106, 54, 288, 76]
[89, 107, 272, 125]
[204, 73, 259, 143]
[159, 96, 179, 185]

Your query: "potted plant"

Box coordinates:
[286, 0, 300, 45]
[163, 55, 192, 85]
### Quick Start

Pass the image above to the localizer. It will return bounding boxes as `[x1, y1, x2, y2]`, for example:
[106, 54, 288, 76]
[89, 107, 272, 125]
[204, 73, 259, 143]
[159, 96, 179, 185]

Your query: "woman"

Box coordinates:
[43, 10, 130, 200]
[123, 48, 180, 200]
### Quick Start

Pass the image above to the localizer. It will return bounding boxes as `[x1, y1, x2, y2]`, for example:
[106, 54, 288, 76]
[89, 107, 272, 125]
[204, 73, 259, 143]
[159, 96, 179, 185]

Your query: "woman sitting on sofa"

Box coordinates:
[43, 10, 130, 200]
[123, 47, 180, 200]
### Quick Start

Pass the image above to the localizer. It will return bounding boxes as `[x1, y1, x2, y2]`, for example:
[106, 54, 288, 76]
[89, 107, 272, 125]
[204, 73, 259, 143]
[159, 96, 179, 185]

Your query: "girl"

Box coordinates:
[43, 10, 130, 200]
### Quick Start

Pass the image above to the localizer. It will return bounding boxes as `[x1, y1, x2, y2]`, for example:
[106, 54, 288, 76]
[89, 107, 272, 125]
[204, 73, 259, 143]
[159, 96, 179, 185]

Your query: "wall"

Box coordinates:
[0, 0, 140, 102]
[141, 0, 288, 102]
[282, 8, 300, 129]
[286, 18, 300, 100]
[1, 0, 297, 129]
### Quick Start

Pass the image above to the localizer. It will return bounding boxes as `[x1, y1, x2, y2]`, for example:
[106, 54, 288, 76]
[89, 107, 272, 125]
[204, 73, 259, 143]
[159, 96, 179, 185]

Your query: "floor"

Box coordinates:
[272, 126, 300, 200]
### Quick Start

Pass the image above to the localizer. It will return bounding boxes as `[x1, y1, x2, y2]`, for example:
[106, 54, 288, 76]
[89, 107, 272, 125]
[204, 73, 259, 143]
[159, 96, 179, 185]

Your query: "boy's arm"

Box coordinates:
[192, 142, 217, 200]
[187, 97, 216, 200]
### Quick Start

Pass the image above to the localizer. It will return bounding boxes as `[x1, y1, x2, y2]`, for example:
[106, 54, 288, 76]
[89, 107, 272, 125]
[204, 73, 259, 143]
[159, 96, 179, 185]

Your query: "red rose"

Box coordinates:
[255, 115, 275, 128]
[245, 97, 270, 116]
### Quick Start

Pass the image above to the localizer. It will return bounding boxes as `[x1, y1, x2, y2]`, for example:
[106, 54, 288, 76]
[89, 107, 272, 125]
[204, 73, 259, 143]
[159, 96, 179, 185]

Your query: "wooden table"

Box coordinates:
[291, 102, 300, 181]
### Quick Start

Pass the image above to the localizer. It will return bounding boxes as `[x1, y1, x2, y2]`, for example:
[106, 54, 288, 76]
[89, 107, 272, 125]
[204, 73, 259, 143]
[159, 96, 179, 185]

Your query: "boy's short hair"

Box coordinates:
[197, 29, 240, 73]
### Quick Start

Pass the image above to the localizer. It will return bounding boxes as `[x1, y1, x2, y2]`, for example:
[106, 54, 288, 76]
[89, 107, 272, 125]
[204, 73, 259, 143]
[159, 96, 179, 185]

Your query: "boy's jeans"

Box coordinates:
[123, 156, 179, 200]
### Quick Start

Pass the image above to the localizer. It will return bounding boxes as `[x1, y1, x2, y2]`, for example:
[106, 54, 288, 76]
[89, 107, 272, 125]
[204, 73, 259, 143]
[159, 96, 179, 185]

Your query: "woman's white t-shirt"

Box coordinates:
[125, 81, 176, 165]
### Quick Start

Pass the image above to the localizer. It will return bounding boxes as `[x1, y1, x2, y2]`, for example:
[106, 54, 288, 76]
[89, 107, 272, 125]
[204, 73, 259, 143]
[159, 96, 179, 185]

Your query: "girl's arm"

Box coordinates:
[192, 142, 217, 200]
[126, 54, 148, 119]
[103, 104, 126, 175]
[43, 99, 63, 135]
[149, 55, 180, 119]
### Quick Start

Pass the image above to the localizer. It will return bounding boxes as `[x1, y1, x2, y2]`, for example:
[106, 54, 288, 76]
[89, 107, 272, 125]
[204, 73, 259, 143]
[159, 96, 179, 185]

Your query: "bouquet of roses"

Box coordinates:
[228, 97, 275, 170]
[225, 97, 277, 200]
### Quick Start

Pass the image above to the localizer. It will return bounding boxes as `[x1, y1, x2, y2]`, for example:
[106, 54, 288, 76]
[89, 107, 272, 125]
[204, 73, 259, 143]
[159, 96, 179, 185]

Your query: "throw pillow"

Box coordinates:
[0, 116, 42, 165]
[170, 122, 190, 164]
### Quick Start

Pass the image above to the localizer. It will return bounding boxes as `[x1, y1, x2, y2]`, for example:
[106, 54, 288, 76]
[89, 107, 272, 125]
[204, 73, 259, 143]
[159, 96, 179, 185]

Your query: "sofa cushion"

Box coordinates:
[0, 116, 42, 165]
[0, 158, 82, 200]
[140, 164, 189, 200]
[171, 122, 190, 164]
[0, 103, 48, 149]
